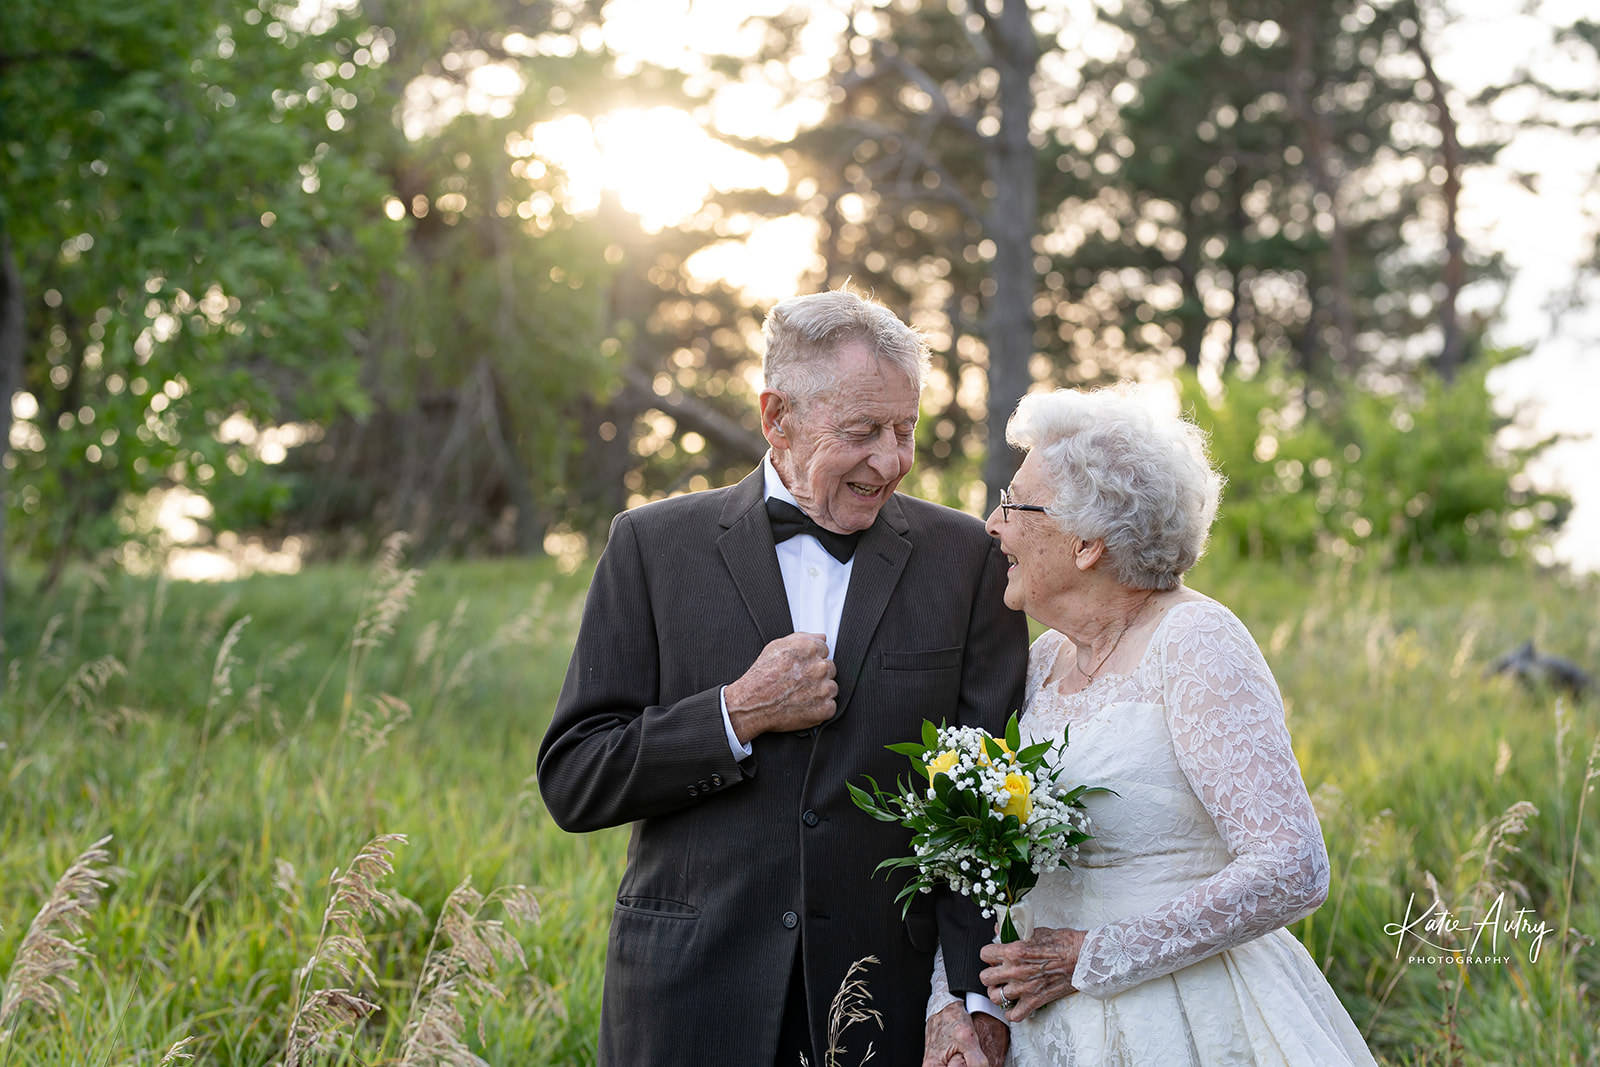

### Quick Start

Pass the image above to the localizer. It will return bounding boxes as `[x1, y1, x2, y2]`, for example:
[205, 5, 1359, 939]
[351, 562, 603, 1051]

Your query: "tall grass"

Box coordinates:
[1, 550, 605, 1063]
[1, 548, 1596, 1063]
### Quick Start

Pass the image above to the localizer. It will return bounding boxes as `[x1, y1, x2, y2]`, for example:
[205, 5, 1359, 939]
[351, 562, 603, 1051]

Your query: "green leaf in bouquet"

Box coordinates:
[930, 769, 961, 807]
[982, 735, 1007, 764]
[886, 741, 932, 759]
[894, 881, 931, 916]
[1016, 740, 1054, 765]
[876, 855, 923, 876]
[1005, 713, 1022, 755]
[921, 719, 941, 752]
[849, 778, 902, 821]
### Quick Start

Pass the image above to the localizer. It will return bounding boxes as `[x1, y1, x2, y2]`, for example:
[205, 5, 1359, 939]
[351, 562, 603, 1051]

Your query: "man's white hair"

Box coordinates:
[762, 285, 930, 408]
[1007, 386, 1224, 590]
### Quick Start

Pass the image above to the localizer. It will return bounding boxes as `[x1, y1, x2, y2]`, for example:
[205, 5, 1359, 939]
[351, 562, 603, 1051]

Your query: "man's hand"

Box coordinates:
[923, 1003, 1008, 1067]
[724, 633, 837, 743]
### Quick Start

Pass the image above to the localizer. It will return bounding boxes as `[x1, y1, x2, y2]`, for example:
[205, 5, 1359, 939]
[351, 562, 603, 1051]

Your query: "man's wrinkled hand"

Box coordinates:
[923, 1002, 1007, 1067]
[724, 632, 836, 743]
[971, 1011, 1009, 1066]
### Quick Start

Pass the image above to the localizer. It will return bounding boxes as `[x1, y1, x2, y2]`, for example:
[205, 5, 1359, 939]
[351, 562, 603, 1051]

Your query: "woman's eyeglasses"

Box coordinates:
[999, 487, 1049, 521]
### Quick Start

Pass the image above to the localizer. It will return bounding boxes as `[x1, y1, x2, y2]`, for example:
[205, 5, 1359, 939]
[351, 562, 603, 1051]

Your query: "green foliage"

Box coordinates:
[276, 0, 645, 555]
[1183, 358, 1569, 567]
[1, 0, 403, 569]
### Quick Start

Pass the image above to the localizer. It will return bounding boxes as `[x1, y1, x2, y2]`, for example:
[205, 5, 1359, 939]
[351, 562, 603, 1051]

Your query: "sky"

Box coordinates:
[1429, 0, 1600, 572]
[555, 0, 1600, 571]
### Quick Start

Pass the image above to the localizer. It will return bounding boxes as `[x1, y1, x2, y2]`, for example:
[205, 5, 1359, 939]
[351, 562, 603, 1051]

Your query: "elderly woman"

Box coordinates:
[928, 387, 1375, 1066]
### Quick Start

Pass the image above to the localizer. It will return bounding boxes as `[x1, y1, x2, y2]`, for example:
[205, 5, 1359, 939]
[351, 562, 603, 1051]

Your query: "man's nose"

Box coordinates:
[985, 507, 1004, 537]
[866, 427, 903, 475]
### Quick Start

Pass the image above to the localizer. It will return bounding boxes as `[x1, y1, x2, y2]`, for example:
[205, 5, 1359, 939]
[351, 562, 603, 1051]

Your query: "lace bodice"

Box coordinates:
[930, 597, 1330, 1011]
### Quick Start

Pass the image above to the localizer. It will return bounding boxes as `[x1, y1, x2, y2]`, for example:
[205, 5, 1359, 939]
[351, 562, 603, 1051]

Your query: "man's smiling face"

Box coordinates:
[770, 339, 919, 534]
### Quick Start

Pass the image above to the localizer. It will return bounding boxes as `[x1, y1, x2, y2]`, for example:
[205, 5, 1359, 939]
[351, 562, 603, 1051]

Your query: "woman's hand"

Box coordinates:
[978, 926, 1086, 1022]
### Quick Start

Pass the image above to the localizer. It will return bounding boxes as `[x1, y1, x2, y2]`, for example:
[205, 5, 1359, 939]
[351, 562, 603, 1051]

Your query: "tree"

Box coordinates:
[0, 0, 402, 630]
[1048, 0, 1506, 393]
[774, 0, 1051, 510]
[281, 0, 621, 557]
[274, 1, 783, 554]
[735, 0, 1505, 509]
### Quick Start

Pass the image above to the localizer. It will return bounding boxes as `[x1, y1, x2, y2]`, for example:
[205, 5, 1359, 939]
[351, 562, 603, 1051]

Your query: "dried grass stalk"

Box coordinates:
[800, 955, 882, 1067]
[0, 835, 115, 1038]
[397, 879, 539, 1067]
[354, 533, 420, 654]
[156, 1035, 196, 1065]
[282, 833, 410, 1067]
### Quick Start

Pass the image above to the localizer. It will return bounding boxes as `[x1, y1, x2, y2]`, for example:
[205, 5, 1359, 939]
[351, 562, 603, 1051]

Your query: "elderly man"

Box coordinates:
[537, 287, 1027, 1066]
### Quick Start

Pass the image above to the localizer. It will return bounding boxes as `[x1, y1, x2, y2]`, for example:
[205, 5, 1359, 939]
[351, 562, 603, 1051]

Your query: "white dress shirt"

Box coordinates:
[719, 455, 854, 759]
[717, 459, 1003, 1023]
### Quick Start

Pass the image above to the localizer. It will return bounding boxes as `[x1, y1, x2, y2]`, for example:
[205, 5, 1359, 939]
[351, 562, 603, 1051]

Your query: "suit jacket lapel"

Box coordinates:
[831, 494, 912, 721]
[717, 468, 794, 645]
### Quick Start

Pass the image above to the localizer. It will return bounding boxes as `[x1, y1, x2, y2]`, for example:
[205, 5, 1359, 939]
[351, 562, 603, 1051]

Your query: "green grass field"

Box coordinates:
[1, 545, 1597, 1064]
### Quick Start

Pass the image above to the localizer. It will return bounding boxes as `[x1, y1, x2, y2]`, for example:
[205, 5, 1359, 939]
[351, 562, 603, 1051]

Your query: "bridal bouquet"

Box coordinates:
[848, 714, 1102, 942]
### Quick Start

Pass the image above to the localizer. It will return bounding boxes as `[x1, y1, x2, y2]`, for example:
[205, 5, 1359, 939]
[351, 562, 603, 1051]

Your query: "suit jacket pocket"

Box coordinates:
[880, 646, 963, 672]
[615, 895, 700, 920]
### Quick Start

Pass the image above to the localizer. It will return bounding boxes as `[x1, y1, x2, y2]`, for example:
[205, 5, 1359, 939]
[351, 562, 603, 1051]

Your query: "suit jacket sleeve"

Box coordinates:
[537, 510, 750, 833]
[936, 534, 1030, 997]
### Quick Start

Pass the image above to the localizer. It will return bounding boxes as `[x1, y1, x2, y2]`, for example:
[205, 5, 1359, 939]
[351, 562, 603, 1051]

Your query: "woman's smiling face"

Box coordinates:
[985, 451, 1072, 615]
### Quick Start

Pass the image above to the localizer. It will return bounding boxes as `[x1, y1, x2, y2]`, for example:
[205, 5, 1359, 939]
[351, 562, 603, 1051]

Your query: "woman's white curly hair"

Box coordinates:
[1007, 385, 1224, 591]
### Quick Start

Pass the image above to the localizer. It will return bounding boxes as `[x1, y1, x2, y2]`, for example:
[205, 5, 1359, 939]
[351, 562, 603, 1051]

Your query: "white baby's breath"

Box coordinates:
[850, 716, 1104, 941]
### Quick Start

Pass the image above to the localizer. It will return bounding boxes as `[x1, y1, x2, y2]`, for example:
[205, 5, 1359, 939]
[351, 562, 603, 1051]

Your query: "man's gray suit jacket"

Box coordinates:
[538, 467, 1029, 1066]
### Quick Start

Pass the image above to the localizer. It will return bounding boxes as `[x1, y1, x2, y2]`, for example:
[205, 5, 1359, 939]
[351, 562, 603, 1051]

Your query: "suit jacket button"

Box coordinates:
[802, 810, 819, 827]
[698, 779, 711, 792]
[782, 911, 799, 929]
[687, 785, 699, 797]
[711, 774, 723, 787]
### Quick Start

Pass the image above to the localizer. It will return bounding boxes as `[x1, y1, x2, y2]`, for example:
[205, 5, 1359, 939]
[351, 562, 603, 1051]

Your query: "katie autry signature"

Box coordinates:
[1383, 891, 1551, 966]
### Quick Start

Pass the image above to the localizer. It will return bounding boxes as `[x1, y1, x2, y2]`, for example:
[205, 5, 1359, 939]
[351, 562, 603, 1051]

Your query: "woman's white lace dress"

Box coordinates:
[931, 598, 1376, 1066]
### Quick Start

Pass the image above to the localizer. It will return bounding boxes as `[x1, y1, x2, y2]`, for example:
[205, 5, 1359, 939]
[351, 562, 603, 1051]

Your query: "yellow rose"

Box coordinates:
[977, 737, 1012, 767]
[999, 772, 1032, 822]
[926, 749, 960, 783]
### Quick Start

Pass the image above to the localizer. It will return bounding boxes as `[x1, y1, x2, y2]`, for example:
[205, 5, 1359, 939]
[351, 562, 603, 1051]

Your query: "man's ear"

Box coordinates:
[759, 390, 790, 450]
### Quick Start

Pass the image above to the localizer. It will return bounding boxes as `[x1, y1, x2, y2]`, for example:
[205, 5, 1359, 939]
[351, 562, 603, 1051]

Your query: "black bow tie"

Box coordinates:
[766, 498, 864, 563]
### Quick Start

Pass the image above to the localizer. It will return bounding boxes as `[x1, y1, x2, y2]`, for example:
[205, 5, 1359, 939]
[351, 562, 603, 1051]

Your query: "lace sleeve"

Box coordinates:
[1071, 601, 1331, 998]
[926, 941, 961, 1019]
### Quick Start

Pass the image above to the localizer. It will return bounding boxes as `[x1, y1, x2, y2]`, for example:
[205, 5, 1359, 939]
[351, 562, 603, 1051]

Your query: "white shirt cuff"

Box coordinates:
[967, 991, 1004, 1020]
[719, 685, 754, 760]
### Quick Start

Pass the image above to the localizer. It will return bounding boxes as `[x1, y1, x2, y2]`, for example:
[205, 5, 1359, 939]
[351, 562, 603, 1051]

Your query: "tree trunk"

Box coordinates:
[979, 0, 1040, 514]
[1176, 213, 1206, 369]
[488, 171, 544, 552]
[0, 230, 23, 672]
[1285, 9, 1355, 377]
[1411, 18, 1466, 381]
[1226, 170, 1250, 374]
